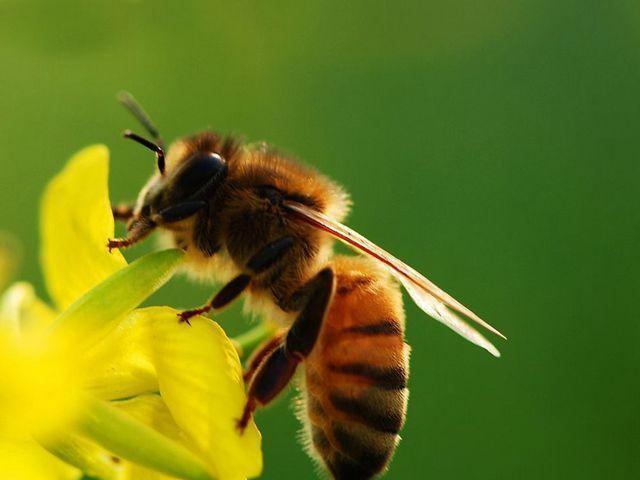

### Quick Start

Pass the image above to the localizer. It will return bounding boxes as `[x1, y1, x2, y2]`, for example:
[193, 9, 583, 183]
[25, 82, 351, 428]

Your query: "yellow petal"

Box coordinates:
[0, 232, 21, 293]
[143, 307, 263, 479]
[0, 333, 84, 439]
[0, 285, 21, 340]
[0, 282, 57, 338]
[84, 312, 158, 401]
[41, 145, 126, 311]
[0, 439, 80, 480]
[0, 290, 85, 440]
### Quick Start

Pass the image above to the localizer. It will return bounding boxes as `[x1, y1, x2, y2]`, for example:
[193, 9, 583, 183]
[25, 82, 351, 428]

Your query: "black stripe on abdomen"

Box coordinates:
[329, 423, 394, 479]
[342, 319, 402, 336]
[328, 451, 380, 480]
[311, 425, 331, 455]
[329, 392, 404, 434]
[328, 362, 407, 390]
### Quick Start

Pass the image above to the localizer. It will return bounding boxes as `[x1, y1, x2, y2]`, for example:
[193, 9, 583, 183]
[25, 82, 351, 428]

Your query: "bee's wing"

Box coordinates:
[284, 201, 505, 357]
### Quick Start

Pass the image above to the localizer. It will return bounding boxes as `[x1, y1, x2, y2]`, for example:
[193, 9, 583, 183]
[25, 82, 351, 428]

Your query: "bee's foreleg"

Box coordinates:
[111, 203, 135, 222]
[237, 267, 334, 433]
[107, 218, 156, 252]
[152, 201, 207, 224]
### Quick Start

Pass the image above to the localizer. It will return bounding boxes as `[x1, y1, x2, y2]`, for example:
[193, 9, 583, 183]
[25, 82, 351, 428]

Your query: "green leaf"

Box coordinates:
[47, 249, 184, 352]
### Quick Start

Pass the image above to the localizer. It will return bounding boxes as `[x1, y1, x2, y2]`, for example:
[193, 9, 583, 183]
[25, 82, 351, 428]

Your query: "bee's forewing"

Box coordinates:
[400, 278, 500, 357]
[284, 201, 504, 357]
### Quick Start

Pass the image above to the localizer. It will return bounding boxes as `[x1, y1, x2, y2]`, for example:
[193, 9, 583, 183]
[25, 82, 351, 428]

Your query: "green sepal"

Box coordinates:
[47, 249, 184, 351]
[39, 431, 123, 480]
[77, 396, 213, 480]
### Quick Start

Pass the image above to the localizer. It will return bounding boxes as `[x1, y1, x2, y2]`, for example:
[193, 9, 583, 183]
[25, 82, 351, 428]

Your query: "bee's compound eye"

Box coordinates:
[173, 152, 228, 197]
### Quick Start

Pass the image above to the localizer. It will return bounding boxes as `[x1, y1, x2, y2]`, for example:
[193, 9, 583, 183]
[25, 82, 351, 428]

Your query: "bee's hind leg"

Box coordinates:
[237, 267, 334, 433]
[242, 329, 287, 383]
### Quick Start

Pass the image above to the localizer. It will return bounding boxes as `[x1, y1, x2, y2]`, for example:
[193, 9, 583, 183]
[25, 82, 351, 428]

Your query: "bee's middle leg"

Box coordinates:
[178, 236, 295, 323]
[237, 267, 335, 432]
[110, 202, 207, 254]
[178, 274, 251, 324]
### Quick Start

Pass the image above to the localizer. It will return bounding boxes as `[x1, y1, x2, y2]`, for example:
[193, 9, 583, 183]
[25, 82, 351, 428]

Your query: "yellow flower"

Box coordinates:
[0, 146, 262, 479]
[0, 233, 20, 292]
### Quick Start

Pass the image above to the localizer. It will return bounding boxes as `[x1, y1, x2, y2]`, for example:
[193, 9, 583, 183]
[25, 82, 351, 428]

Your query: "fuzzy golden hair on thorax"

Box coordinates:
[231, 147, 352, 222]
[164, 130, 243, 174]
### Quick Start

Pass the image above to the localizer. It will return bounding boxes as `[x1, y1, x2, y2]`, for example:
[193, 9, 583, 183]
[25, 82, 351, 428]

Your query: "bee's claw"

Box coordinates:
[235, 417, 248, 435]
[236, 399, 255, 434]
[178, 307, 210, 325]
[107, 237, 134, 252]
[177, 311, 194, 325]
[107, 238, 126, 253]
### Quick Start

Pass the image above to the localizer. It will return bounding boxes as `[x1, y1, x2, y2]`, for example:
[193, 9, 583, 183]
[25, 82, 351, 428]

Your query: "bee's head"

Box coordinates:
[128, 132, 228, 228]
[117, 92, 231, 233]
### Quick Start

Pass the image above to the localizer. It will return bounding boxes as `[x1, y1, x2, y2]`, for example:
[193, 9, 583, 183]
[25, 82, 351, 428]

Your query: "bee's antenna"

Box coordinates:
[123, 130, 166, 175]
[117, 91, 165, 149]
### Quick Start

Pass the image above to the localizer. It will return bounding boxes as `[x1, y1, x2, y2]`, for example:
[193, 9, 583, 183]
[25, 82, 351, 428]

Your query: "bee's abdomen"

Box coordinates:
[305, 383, 408, 479]
[302, 256, 409, 480]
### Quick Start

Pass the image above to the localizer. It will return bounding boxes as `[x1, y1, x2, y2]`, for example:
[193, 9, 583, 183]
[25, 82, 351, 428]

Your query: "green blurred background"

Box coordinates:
[1, 0, 638, 478]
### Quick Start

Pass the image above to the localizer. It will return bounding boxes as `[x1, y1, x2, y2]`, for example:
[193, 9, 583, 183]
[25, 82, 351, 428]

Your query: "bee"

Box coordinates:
[110, 92, 505, 479]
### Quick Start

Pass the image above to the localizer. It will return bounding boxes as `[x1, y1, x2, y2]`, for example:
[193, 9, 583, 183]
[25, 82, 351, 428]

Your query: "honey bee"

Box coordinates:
[110, 92, 505, 479]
